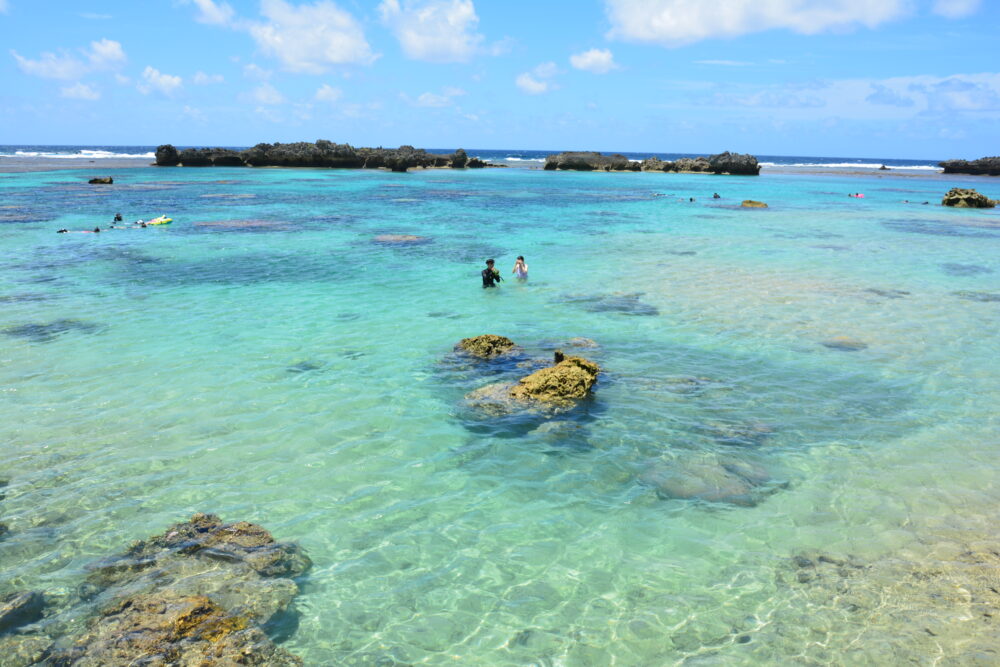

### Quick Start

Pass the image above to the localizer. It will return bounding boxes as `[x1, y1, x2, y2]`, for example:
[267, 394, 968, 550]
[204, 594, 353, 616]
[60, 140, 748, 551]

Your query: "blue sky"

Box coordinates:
[2, 0, 998, 158]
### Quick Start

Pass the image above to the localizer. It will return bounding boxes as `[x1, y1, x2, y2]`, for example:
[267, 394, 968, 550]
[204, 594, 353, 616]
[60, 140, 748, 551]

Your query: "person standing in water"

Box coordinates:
[482, 259, 502, 288]
[512, 256, 528, 280]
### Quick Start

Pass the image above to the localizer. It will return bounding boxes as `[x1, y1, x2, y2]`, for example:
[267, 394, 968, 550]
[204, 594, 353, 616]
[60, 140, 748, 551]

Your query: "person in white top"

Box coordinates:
[512, 256, 528, 280]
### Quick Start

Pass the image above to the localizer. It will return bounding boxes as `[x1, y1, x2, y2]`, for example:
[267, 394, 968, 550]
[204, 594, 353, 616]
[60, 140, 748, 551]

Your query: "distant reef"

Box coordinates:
[544, 150, 761, 175]
[939, 156, 1000, 176]
[155, 141, 499, 171]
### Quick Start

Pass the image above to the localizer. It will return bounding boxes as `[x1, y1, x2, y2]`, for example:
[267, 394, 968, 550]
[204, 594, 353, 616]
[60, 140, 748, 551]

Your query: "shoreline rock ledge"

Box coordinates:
[544, 150, 761, 175]
[939, 156, 1000, 176]
[155, 142, 499, 172]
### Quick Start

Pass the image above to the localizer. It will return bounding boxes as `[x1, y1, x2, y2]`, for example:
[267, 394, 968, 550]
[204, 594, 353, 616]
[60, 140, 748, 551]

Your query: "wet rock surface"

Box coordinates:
[455, 334, 517, 359]
[372, 234, 431, 245]
[47, 591, 302, 666]
[0, 592, 45, 634]
[941, 187, 996, 208]
[508, 353, 600, 405]
[544, 151, 638, 172]
[640, 456, 782, 506]
[741, 200, 768, 208]
[86, 177, 112, 185]
[24, 513, 310, 665]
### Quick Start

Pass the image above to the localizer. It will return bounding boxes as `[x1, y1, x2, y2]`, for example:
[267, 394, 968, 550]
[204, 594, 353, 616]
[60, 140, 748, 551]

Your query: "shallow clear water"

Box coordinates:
[1, 165, 999, 664]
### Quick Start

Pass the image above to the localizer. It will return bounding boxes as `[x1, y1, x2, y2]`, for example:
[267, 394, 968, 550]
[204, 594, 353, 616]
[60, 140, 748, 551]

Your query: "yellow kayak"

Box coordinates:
[147, 215, 172, 225]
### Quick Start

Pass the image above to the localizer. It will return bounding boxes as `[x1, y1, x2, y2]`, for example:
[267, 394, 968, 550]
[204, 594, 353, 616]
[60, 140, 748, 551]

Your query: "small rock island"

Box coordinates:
[155, 141, 497, 172]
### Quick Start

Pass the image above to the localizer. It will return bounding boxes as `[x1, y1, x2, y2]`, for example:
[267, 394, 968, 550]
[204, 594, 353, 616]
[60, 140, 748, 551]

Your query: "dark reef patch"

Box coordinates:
[864, 288, 910, 299]
[559, 292, 659, 316]
[954, 290, 1000, 303]
[3, 319, 103, 343]
[940, 263, 994, 277]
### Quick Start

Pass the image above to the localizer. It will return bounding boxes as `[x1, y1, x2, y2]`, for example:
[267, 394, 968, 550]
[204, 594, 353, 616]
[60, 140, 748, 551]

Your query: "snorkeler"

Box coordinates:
[512, 256, 528, 280]
[113, 213, 122, 222]
[482, 259, 502, 288]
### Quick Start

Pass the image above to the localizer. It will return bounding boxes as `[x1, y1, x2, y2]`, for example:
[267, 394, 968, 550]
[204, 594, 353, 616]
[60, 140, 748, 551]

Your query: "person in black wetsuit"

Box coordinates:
[481, 258, 502, 288]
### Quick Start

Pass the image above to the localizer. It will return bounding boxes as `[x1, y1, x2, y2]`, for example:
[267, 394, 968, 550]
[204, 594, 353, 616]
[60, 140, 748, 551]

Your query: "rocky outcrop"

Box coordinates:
[32, 513, 311, 664]
[177, 147, 244, 167]
[48, 591, 301, 666]
[742, 200, 768, 208]
[544, 152, 639, 172]
[941, 187, 996, 208]
[155, 141, 499, 171]
[939, 156, 1000, 176]
[455, 334, 517, 359]
[709, 151, 761, 175]
[155, 144, 179, 166]
[550, 151, 759, 174]
[640, 457, 777, 506]
[87, 177, 113, 184]
[508, 353, 600, 404]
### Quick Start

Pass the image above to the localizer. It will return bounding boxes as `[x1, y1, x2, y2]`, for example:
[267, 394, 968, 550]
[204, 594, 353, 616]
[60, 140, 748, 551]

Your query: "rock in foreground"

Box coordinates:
[49, 591, 301, 666]
[455, 334, 517, 359]
[87, 177, 113, 185]
[741, 200, 768, 208]
[939, 156, 1000, 176]
[941, 187, 996, 208]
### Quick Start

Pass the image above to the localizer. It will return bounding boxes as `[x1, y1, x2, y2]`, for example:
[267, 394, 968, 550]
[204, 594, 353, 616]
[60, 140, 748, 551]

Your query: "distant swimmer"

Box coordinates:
[689, 197, 695, 202]
[113, 213, 122, 222]
[512, 255, 528, 280]
[713, 193, 721, 199]
[481, 258, 502, 288]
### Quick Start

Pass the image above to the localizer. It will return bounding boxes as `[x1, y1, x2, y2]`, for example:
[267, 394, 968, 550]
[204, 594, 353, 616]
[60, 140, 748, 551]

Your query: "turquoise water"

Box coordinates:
[1, 165, 999, 664]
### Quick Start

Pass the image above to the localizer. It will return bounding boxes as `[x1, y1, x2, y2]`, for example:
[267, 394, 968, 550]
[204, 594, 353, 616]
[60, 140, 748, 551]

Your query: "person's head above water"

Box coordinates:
[517, 256, 524, 261]
[486, 259, 495, 266]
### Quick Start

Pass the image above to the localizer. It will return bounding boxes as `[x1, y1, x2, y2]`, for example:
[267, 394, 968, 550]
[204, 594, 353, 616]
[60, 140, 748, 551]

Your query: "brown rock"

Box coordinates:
[941, 187, 996, 208]
[48, 592, 301, 666]
[741, 200, 768, 208]
[455, 334, 517, 359]
[372, 234, 431, 245]
[88, 177, 113, 185]
[508, 355, 600, 404]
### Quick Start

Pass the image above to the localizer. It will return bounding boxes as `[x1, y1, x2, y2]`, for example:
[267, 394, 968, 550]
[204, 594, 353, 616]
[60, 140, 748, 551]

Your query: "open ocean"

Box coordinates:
[1, 146, 998, 664]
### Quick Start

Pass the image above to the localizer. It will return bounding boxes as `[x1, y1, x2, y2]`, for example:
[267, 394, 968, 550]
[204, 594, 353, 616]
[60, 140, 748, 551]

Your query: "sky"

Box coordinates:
[1, 0, 998, 159]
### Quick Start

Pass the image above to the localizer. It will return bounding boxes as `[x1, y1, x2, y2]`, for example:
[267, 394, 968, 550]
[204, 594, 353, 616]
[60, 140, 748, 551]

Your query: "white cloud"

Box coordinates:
[12, 39, 126, 79]
[183, 105, 207, 122]
[12, 50, 89, 79]
[61, 82, 100, 101]
[115, 73, 131, 85]
[0, 0, 8, 14]
[605, 0, 911, 46]
[378, 0, 483, 63]
[87, 39, 126, 69]
[251, 82, 285, 105]
[188, 0, 235, 26]
[247, 0, 376, 73]
[403, 86, 466, 106]
[315, 83, 343, 102]
[569, 48, 618, 74]
[137, 66, 182, 96]
[243, 63, 272, 80]
[193, 71, 224, 84]
[516, 63, 559, 95]
[932, 0, 981, 18]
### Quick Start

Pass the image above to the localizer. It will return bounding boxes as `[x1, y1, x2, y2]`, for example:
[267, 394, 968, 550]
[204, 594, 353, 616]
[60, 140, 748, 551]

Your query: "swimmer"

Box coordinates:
[713, 193, 720, 199]
[512, 255, 528, 280]
[481, 259, 502, 288]
[113, 213, 122, 222]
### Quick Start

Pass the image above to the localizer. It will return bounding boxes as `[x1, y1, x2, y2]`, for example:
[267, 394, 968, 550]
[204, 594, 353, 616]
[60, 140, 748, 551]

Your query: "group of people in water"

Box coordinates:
[57, 212, 156, 233]
[482, 256, 528, 288]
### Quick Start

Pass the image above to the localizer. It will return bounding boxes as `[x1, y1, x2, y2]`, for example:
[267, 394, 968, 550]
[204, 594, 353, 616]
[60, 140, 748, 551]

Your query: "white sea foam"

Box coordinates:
[503, 156, 545, 163]
[5, 149, 155, 159]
